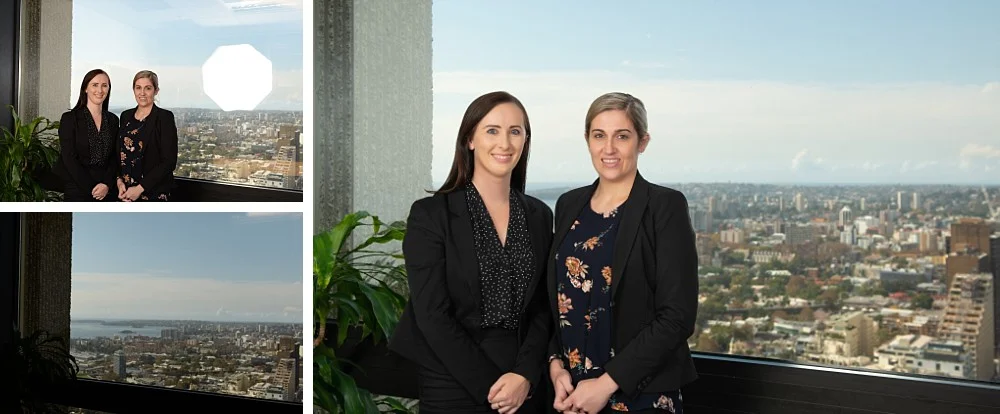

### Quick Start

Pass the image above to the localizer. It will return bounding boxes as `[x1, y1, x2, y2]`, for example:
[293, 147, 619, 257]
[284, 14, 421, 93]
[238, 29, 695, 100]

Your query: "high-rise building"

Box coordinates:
[912, 192, 921, 212]
[919, 231, 939, 253]
[114, 350, 126, 380]
[897, 191, 908, 211]
[840, 225, 857, 246]
[795, 193, 805, 212]
[721, 228, 745, 244]
[945, 253, 989, 289]
[951, 218, 991, 255]
[274, 345, 301, 401]
[860, 197, 866, 211]
[839, 206, 852, 229]
[786, 224, 813, 245]
[992, 235, 1000, 358]
[939, 273, 994, 381]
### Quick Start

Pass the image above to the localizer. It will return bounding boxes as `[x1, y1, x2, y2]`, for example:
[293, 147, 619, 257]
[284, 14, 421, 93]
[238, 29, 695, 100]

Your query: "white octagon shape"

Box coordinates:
[202, 44, 273, 111]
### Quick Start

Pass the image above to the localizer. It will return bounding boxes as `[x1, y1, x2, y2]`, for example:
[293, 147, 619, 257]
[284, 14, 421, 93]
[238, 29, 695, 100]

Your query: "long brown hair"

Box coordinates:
[73, 69, 111, 112]
[435, 91, 532, 194]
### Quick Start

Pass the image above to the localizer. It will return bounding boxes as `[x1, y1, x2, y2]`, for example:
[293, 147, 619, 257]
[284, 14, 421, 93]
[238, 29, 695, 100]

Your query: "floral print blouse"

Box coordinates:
[119, 111, 169, 201]
[555, 204, 682, 413]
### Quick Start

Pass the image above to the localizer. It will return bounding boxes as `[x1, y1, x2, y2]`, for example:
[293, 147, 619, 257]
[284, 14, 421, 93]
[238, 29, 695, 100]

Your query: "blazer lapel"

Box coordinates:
[610, 173, 650, 299]
[137, 105, 159, 146]
[519, 193, 546, 314]
[547, 183, 596, 318]
[447, 189, 482, 311]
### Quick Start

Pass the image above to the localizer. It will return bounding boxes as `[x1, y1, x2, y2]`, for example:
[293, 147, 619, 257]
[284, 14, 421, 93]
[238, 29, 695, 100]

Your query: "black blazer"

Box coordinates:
[57, 107, 120, 191]
[388, 188, 554, 403]
[119, 105, 177, 196]
[547, 172, 699, 400]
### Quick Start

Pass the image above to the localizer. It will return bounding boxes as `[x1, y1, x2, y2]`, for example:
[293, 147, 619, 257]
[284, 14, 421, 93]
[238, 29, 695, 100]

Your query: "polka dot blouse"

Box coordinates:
[465, 182, 535, 331]
[85, 110, 114, 167]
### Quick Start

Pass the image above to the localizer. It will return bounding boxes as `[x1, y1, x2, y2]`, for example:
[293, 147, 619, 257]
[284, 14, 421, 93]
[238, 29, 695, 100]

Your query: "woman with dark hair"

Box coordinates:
[547, 93, 698, 414]
[389, 91, 553, 413]
[116, 70, 177, 202]
[58, 69, 119, 201]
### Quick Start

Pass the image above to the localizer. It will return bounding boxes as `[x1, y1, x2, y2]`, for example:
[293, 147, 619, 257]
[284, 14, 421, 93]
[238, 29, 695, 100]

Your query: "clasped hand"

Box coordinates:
[488, 372, 529, 413]
[117, 179, 143, 202]
[551, 362, 618, 414]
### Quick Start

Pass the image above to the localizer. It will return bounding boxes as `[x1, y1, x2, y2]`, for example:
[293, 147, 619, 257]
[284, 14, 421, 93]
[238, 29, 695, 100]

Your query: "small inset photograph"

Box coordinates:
[2, 212, 304, 413]
[1, 0, 303, 202]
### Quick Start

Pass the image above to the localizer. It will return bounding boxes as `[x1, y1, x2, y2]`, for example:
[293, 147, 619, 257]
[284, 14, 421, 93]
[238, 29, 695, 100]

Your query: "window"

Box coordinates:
[71, 0, 304, 191]
[432, 1, 1000, 384]
[69, 212, 304, 402]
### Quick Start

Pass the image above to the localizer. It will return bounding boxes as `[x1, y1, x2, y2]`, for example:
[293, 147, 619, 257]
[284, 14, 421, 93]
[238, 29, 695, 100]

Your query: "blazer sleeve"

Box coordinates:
[547, 194, 568, 360]
[603, 191, 699, 399]
[137, 110, 178, 193]
[511, 204, 554, 394]
[403, 200, 504, 403]
[58, 111, 97, 191]
[102, 113, 120, 188]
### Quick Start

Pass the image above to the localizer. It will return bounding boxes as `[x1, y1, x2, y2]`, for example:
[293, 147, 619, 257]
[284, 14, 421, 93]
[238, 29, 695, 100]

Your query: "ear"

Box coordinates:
[639, 134, 651, 153]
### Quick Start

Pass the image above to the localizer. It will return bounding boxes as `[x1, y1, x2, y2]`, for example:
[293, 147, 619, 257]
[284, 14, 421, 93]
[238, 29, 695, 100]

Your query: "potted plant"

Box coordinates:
[0, 105, 62, 201]
[4, 324, 80, 413]
[313, 211, 417, 413]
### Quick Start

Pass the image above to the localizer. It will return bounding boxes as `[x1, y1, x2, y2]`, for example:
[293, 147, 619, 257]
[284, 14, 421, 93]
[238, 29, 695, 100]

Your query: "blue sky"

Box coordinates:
[432, 0, 1000, 185]
[71, 0, 303, 110]
[70, 212, 303, 323]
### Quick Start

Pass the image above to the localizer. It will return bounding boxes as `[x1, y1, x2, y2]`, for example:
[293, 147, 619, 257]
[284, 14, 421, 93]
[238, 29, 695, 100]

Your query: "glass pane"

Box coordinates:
[433, 0, 1000, 384]
[71, 0, 304, 190]
[69, 213, 304, 401]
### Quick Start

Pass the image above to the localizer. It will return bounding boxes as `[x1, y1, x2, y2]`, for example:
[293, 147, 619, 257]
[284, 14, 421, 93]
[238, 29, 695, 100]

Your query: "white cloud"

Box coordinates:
[433, 71, 1000, 184]
[960, 143, 1000, 159]
[72, 272, 302, 322]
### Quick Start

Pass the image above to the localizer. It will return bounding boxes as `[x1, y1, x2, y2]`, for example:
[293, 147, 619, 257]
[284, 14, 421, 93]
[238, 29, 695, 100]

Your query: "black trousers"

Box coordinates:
[418, 328, 545, 414]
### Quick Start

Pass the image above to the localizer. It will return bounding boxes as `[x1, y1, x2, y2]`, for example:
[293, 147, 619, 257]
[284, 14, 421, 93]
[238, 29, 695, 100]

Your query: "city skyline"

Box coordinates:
[70, 212, 303, 323]
[432, 0, 1000, 185]
[71, 0, 303, 111]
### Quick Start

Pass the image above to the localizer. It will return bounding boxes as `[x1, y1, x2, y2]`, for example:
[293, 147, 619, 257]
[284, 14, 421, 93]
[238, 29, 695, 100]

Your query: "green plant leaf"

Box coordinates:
[358, 283, 399, 343]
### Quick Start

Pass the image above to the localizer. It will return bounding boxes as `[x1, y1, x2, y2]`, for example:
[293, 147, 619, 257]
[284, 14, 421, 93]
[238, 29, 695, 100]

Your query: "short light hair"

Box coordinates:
[133, 70, 160, 91]
[585, 92, 649, 139]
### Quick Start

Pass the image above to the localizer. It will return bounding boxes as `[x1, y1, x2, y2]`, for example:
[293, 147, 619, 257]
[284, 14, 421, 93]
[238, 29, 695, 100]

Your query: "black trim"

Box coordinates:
[38, 176, 303, 202]
[1, 213, 19, 347]
[338, 333, 1000, 413]
[0, 0, 18, 131]
[170, 177, 303, 202]
[47, 379, 302, 413]
[684, 353, 1000, 413]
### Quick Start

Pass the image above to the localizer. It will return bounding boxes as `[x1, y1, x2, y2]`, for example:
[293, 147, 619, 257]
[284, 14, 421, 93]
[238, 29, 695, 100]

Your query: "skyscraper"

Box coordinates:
[114, 350, 126, 380]
[839, 206, 852, 229]
[951, 218, 991, 255]
[939, 273, 995, 381]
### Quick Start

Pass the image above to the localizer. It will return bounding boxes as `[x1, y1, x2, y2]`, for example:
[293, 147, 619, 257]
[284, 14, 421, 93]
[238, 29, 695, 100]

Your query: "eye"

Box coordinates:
[486, 128, 498, 134]
[617, 134, 629, 140]
[593, 133, 605, 139]
[511, 129, 521, 136]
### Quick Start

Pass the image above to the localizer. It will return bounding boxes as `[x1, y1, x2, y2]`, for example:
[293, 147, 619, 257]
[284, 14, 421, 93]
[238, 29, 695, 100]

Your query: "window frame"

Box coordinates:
[3, 212, 303, 412]
[0, 0, 18, 131]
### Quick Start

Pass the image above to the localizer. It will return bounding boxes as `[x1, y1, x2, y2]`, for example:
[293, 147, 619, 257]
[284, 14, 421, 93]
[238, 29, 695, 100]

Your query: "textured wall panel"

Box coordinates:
[313, 0, 433, 234]
[20, 213, 72, 348]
